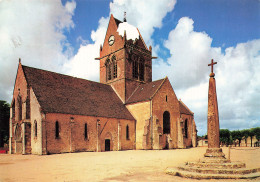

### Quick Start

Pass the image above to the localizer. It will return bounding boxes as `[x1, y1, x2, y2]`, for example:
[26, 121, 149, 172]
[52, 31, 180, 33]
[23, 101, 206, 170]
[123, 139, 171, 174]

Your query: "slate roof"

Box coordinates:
[126, 78, 165, 104]
[179, 100, 193, 115]
[22, 65, 134, 120]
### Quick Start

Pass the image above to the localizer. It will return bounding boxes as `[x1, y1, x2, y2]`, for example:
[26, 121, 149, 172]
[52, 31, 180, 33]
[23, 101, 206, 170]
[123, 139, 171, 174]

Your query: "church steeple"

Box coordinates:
[98, 14, 152, 103]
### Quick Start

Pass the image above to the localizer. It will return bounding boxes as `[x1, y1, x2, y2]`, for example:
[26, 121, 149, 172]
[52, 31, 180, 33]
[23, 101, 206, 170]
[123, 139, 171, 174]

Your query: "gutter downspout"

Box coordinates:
[150, 99, 153, 149]
[9, 107, 12, 154]
[96, 119, 100, 152]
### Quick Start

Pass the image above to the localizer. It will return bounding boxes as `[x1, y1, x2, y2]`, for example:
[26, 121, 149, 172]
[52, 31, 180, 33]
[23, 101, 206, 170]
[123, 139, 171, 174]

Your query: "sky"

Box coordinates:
[0, 0, 259, 136]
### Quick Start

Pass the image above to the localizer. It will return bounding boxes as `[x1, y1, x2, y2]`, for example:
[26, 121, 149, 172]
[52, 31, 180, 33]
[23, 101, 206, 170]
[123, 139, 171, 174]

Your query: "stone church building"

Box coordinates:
[9, 15, 197, 155]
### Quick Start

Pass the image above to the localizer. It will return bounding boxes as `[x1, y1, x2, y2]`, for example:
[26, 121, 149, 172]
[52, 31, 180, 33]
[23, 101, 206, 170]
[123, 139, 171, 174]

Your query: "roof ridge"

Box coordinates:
[22, 64, 107, 86]
[125, 84, 141, 103]
[179, 99, 194, 115]
[136, 28, 148, 50]
[150, 77, 167, 100]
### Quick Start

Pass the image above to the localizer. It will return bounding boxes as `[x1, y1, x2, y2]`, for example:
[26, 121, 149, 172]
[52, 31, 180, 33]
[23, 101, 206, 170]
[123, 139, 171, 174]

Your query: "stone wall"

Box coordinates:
[126, 101, 151, 149]
[181, 114, 194, 148]
[152, 78, 180, 149]
[30, 88, 43, 154]
[44, 113, 135, 154]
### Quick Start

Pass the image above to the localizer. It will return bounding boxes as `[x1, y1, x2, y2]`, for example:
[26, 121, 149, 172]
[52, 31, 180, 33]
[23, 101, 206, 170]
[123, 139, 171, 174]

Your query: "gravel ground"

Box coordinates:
[0, 147, 259, 182]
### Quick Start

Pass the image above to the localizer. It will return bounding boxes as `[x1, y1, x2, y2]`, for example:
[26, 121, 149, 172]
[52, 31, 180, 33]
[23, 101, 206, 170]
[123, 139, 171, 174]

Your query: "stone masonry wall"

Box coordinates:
[45, 113, 135, 154]
[152, 78, 180, 149]
[126, 101, 150, 149]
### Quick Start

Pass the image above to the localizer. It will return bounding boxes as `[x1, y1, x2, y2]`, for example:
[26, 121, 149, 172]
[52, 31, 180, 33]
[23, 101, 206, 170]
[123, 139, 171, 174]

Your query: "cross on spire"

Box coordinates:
[208, 59, 217, 73]
[124, 12, 127, 22]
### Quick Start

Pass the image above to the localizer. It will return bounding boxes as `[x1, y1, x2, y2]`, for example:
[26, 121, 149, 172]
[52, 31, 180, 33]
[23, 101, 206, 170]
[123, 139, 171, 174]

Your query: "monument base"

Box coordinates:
[166, 147, 260, 179]
[201, 148, 230, 163]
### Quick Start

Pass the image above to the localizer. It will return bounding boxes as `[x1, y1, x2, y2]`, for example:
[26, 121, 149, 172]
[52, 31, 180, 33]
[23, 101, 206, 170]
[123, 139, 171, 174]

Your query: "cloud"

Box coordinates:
[63, 17, 109, 81]
[0, 0, 76, 102]
[110, 0, 176, 45]
[64, 0, 177, 81]
[156, 17, 260, 135]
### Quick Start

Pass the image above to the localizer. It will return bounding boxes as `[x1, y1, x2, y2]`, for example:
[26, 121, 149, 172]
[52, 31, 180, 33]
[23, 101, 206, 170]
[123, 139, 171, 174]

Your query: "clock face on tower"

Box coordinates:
[108, 35, 115, 46]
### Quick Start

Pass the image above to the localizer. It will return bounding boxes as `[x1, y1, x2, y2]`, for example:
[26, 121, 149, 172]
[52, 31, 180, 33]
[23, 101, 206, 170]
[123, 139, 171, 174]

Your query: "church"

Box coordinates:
[9, 14, 197, 155]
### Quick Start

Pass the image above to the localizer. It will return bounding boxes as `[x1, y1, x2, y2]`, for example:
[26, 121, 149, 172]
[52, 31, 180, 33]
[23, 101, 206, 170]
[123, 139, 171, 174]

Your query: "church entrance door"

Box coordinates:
[105, 139, 110, 151]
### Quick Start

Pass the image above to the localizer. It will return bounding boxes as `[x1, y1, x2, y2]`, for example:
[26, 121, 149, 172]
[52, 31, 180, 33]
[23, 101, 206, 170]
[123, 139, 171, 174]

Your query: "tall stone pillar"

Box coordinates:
[207, 72, 220, 148]
[203, 59, 226, 162]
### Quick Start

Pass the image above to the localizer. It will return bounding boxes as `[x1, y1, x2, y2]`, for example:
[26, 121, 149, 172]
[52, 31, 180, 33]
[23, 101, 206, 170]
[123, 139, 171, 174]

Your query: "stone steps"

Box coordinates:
[187, 161, 246, 169]
[166, 167, 260, 179]
[178, 165, 260, 175]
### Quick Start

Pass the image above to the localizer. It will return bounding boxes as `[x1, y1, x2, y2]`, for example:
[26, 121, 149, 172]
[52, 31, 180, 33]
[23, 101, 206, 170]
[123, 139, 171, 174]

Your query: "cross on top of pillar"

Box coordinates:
[208, 59, 217, 73]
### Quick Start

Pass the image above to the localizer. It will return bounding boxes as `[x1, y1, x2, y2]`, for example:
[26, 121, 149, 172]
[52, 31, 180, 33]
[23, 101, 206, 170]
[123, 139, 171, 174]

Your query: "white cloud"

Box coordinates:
[64, 0, 176, 81]
[63, 17, 109, 81]
[157, 17, 260, 135]
[0, 0, 76, 102]
[110, 0, 176, 47]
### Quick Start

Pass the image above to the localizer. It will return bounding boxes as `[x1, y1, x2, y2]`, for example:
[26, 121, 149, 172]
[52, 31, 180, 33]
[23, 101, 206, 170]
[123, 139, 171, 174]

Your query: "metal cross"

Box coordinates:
[208, 59, 217, 73]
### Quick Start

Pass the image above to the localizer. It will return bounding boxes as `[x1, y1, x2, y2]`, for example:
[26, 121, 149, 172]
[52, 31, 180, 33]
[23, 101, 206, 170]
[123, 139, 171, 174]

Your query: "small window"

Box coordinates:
[55, 121, 59, 138]
[84, 123, 88, 139]
[184, 119, 188, 138]
[126, 125, 129, 140]
[166, 95, 168, 102]
[17, 96, 22, 121]
[34, 120, 37, 137]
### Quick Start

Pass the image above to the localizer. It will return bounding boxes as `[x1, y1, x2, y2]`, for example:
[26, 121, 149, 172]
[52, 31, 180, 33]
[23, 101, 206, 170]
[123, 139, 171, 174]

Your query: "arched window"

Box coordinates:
[163, 111, 170, 134]
[112, 55, 117, 78]
[55, 121, 59, 138]
[126, 125, 129, 140]
[17, 95, 22, 121]
[106, 58, 112, 81]
[11, 101, 15, 118]
[14, 124, 22, 141]
[34, 120, 37, 137]
[84, 123, 88, 139]
[132, 55, 145, 81]
[132, 59, 138, 79]
[139, 60, 144, 81]
[184, 119, 188, 138]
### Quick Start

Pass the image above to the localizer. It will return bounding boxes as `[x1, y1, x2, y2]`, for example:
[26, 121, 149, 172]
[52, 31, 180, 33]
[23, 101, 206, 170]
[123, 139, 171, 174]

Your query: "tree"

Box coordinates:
[252, 127, 260, 141]
[0, 100, 10, 147]
[248, 129, 255, 147]
[231, 130, 242, 147]
[220, 129, 230, 146]
[241, 129, 250, 147]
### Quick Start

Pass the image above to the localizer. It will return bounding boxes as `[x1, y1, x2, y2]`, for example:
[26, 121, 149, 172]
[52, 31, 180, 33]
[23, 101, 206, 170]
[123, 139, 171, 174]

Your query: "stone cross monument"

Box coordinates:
[166, 59, 260, 179]
[203, 59, 226, 161]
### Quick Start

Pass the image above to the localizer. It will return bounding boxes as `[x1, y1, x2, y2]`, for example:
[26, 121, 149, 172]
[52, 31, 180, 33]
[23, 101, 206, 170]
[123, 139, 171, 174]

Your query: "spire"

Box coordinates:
[19, 58, 21, 63]
[123, 11, 127, 22]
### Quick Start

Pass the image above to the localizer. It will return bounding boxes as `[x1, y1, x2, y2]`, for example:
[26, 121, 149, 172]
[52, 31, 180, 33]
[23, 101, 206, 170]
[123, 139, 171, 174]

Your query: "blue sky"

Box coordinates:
[63, 0, 260, 59]
[0, 0, 259, 136]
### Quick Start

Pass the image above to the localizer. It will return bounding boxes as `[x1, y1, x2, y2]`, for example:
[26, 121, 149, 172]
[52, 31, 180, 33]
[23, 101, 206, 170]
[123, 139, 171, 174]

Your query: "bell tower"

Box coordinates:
[98, 14, 153, 103]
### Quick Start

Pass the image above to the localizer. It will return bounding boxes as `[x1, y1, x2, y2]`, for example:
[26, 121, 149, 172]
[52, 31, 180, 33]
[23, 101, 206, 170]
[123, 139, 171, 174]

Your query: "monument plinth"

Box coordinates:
[166, 59, 260, 179]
